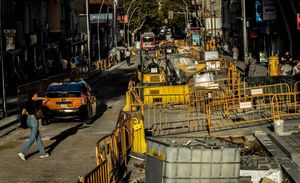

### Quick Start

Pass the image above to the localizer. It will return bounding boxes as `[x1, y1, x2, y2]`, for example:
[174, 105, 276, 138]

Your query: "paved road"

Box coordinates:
[0, 58, 137, 182]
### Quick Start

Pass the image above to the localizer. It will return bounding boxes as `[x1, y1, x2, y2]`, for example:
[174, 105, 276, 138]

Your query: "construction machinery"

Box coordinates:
[137, 58, 167, 86]
[167, 53, 207, 84]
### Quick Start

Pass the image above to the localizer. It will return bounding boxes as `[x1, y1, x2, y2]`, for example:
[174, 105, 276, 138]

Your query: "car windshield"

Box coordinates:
[47, 83, 87, 98]
[143, 37, 154, 42]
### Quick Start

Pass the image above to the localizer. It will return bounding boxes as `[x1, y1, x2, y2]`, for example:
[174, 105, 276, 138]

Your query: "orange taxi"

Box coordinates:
[41, 80, 97, 125]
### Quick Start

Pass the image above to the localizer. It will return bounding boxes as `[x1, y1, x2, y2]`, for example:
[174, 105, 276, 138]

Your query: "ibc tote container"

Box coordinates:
[145, 137, 240, 183]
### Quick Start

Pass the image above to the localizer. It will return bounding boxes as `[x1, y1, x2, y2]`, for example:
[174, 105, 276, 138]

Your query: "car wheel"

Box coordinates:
[41, 119, 49, 126]
[85, 106, 93, 125]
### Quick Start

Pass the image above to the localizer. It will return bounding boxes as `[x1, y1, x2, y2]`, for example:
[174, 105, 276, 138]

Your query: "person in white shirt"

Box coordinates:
[281, 62, 292, 76]
[292, 61, 300, 75]
[125, 48, 131, 65]
[232, 46, 239, 61]
[223, 43, 229, 54]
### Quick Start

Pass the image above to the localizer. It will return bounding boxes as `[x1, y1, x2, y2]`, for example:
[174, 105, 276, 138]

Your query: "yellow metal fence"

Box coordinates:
[82, 111, 133, 183]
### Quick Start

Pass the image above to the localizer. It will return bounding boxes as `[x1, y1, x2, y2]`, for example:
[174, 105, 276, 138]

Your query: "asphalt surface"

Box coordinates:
[0, 58, 137, 182]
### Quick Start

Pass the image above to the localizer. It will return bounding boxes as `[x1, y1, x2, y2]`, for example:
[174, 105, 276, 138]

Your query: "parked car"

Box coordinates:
[41, 80, 97, 125]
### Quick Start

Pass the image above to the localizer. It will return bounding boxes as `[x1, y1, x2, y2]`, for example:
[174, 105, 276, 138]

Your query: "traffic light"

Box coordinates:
[297, 13, 300, 30]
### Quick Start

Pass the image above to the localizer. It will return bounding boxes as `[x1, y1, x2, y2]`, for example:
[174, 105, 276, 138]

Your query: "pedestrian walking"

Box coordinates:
[247, 53, 257, 77]
[125, 48, 131, 65]
[18, 92, 49, 161]
[232, 46, 239, 61]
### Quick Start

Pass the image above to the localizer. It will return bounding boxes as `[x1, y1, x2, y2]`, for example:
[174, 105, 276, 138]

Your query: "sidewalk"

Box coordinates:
[0, 60, 127, 138]
[222, 55, 268, 76]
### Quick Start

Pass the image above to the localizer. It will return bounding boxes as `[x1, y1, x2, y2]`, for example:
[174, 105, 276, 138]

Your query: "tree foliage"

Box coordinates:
[118, 0, 159, 36]
[118, 0, 191, 37]
[158, 0, 192, 32]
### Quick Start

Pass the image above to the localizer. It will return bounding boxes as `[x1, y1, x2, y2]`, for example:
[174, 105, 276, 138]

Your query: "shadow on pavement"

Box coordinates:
[93, 103, 108, 122]
[27, 124, 88, 158]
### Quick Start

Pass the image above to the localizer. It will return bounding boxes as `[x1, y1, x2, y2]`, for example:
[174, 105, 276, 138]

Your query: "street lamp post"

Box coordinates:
[86, 0, 91, 66]
[241, 0, 248, 63]
[97, 0, 105, 61]
[0, 0, 7, 118]
[113, 0, 117, 47]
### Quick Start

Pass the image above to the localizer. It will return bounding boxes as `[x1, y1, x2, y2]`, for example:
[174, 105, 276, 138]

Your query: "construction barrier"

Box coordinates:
[271, 91, 300, 119]
[122, 59, 299, 136]
[123, 83, 190, 114]
[205, 88, 298, 134]
[82, 111, 133, 183]
[140, 82, 296, 136]
[82, 161, 110, 183]
[143, 103, 207, 136]
[131, 113, 147, 154]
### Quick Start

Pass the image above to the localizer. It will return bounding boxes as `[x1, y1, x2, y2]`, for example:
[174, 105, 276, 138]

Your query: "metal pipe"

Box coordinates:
[106, 2, 109, 56]
[210, 0, 213, 39]
[0, 0, 7, 117]
[97, 0, 105, 61]
[214, 10, 216, 40]
[113, 0, 117, 47]
[86, 0, 91, 66]
[241, 0, 248, 63]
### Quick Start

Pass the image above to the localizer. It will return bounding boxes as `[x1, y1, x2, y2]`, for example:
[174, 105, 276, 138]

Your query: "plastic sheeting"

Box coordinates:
[240, 169, 282, 183]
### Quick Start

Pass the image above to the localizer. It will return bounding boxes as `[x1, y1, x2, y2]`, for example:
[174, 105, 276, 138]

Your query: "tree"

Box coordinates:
[119, 0, 159, 43]
[158, 0, 192, 33]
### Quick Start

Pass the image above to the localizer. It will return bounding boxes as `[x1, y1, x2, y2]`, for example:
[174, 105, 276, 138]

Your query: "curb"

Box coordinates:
[0, 115, 19, 138]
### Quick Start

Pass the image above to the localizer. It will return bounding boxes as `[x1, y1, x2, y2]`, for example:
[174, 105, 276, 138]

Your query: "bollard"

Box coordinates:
[269, 56, 279, 76]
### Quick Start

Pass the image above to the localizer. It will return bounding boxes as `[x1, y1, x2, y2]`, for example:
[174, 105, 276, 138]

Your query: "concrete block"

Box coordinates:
[269, 132, 300, 167]
[254, 130, 267, 137]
